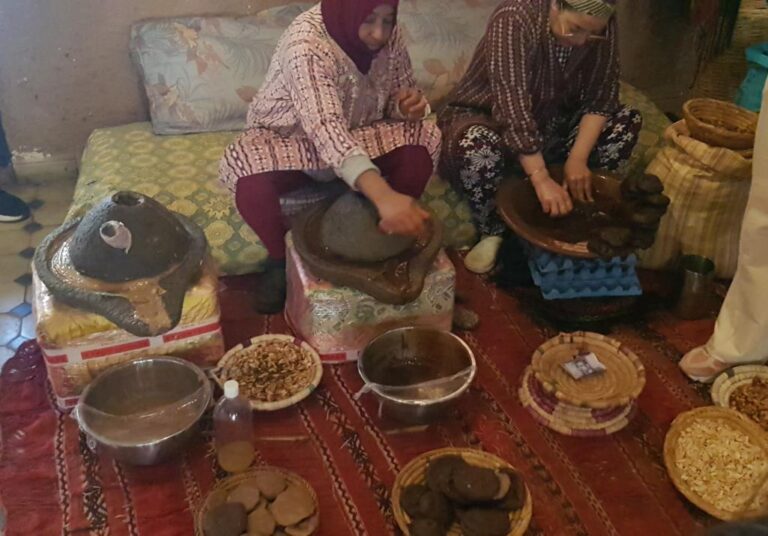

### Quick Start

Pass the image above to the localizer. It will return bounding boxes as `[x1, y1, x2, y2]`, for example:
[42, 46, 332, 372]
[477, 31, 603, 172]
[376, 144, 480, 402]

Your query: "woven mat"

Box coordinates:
[0, 259, 720, 535]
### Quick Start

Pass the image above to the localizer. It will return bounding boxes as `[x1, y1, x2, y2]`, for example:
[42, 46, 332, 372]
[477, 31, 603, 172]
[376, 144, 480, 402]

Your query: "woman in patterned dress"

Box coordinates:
[438, 0, 642, 274]
[220, 0, 440, 313]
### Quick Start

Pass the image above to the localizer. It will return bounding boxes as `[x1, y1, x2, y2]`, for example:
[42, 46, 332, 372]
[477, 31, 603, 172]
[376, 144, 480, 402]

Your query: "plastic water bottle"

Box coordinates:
[213, 380, 255, 473]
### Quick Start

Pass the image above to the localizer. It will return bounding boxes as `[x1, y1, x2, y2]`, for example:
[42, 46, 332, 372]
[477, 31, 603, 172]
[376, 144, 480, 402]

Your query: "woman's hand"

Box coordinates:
[532, 174, 573, 217]
[564, 157, 594, 203]
[396, 88, 429, 121]
[355, 169, 430, 236]
[375, 190, 430, 236]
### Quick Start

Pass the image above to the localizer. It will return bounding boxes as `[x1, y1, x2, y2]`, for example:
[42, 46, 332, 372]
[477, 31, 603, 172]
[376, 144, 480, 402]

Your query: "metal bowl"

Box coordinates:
[74, 356, 212, 465]
[358, 327, 476, 424]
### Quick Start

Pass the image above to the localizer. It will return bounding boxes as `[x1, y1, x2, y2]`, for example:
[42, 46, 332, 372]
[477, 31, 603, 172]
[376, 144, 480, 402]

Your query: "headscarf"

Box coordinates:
[562, 0, 616, 19]
[321, 0, 399, 74]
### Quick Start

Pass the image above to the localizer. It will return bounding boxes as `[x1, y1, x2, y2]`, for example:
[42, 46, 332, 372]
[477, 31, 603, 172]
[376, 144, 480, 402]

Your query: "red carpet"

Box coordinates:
[0, 262, 719, 536]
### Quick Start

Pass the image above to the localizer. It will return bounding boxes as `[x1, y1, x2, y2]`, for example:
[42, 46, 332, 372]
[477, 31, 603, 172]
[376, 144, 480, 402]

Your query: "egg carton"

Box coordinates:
[524, 242, 637, 275]
[532, 271, 642, 300]
[521, 241, 642, 300]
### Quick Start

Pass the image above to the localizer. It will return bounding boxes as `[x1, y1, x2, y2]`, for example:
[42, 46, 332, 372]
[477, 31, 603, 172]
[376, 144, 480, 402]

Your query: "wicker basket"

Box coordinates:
[663, 407, 768, 521]
[391, 448, 533, 536]
[519, 367, 637, 437]
[682, 98, 758, 150]
[194, 466, 319, 536]
[530, 332, 646, 410]
[212, 334, 323, 411]
[711, 365, 768, 430]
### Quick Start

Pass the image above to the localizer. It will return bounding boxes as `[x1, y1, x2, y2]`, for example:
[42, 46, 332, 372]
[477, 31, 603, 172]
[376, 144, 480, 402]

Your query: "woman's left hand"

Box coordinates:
[397, 88, 428, 121]
[564, 158, 594, 203]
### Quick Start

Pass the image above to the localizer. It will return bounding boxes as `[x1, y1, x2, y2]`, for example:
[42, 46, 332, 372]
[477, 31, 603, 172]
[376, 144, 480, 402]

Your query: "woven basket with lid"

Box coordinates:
[391, 448, 532, 536]
[530, 332, 645, 410]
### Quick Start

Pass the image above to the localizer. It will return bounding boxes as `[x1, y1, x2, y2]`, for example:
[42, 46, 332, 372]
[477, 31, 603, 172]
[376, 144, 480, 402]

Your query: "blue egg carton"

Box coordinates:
[521, 240, 642, 300]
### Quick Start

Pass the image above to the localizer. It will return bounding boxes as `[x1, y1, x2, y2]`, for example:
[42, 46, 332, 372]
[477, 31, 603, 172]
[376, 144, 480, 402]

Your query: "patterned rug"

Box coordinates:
[0, 259, 719, 536]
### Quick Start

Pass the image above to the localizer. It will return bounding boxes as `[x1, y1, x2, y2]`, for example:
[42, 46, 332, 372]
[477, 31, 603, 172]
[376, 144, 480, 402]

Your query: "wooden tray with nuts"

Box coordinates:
[212, 335, 323, 411]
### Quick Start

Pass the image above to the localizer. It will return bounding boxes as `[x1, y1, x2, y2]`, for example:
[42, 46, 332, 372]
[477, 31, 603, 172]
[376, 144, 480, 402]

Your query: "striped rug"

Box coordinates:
[0, 260, 718, 535]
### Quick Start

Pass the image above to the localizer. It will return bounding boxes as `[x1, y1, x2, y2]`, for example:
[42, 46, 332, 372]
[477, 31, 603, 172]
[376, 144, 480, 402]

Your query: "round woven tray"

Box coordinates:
[682, 98, 758, 150]
[519, 367, 636, 437]
[711, 365, 768, 429]
[391, 448, 533, 536]
[212, 334, 323, 411]
[530, 332, 645, 409]
[663, 406, 768, 521]
[194, 466, 319, 536]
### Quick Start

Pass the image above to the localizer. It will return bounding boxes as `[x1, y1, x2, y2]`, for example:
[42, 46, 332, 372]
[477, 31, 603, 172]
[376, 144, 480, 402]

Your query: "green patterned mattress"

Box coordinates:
[70, 83, 669, 276]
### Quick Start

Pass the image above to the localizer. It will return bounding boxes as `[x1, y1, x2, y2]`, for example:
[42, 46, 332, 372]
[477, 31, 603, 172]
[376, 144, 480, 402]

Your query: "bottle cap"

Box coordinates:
[224, 380, 239, 399]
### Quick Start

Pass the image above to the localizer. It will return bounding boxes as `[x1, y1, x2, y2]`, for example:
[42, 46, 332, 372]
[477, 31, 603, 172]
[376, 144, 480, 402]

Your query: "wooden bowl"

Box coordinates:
[392, 447, 533, 536]
[496, 166, 624, 258]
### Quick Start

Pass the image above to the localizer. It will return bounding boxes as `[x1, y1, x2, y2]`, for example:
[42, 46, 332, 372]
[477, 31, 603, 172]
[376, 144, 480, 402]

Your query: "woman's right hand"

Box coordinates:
[356, 169, 430, 236]
[532, 175, 573, 217]
[375, 190, 430, 236]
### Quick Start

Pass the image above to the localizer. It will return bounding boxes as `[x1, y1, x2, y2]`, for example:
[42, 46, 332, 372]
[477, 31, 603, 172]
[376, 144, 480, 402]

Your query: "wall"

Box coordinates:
[617, 0, 698, 115]
[0, 0, 697, 172]
[0, 0, 296, 170]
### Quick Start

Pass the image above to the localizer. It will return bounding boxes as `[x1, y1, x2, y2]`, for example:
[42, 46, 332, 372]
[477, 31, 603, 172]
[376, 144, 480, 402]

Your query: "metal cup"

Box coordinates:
[675, 255, 715, 320]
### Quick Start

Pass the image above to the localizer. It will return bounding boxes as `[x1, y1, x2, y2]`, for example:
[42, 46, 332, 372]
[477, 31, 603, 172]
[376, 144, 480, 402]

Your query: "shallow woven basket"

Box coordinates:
[519, 367, 636, 437]
[663, 406, 768, 521]
[711, 365, 768, 428]
[392, 448, 533, 536]
[212, 334, 323, 411]
[682, 98, 758, 150]
[530, 332, 645, 410]
[194, 466, 319, 536]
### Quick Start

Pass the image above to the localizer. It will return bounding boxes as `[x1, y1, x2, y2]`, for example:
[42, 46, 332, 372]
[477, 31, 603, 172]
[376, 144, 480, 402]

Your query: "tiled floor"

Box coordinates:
[0, 174, 76, 367]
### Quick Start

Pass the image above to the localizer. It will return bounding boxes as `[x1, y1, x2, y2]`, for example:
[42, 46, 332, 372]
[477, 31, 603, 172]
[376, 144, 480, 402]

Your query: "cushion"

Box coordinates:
[130, 4, 310, 135]
[130, 0, 503, 134]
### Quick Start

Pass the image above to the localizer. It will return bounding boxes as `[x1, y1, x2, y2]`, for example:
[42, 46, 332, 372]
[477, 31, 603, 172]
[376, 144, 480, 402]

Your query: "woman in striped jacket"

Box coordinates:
[438, 0, 641, 274]
[220, 0, 440, 313]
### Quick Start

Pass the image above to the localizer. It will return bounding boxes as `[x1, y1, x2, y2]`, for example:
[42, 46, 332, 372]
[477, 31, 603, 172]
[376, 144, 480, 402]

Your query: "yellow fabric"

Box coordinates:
[706, 80, 768, 364]
[34, 258, 220, 348]
[639, 121, 753, 278]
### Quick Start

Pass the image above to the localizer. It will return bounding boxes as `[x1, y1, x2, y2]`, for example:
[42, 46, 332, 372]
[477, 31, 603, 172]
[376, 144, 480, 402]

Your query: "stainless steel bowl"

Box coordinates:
[358, 327, 476, 424]
[74, 356, 212, 465]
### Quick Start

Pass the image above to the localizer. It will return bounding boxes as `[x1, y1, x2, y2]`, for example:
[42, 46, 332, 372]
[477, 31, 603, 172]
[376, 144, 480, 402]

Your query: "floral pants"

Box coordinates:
[455, 106, 642, 236]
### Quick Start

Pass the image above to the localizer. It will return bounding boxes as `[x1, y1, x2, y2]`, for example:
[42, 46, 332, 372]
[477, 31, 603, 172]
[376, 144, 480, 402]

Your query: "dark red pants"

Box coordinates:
[235, 145, 434, 259]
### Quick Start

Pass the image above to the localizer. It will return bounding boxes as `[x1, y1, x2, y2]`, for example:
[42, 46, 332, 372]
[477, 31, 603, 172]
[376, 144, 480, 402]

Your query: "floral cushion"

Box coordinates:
[130, 4, 311, 135]
[130, 1, 503, 134]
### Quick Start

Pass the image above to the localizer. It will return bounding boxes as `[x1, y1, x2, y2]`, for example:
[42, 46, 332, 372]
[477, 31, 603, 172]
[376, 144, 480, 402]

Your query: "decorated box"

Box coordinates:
[285, 234, 455, 363]
[33, 258, 225, 409]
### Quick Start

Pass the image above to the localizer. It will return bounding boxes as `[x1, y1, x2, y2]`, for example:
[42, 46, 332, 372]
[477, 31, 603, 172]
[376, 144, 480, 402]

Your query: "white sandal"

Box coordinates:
[679, 346, 730, 383]
[464, 236, 503, 274]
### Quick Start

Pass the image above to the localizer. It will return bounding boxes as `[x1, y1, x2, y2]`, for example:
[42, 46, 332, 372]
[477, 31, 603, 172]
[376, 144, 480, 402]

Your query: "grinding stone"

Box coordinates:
[320, 192, 415, 262]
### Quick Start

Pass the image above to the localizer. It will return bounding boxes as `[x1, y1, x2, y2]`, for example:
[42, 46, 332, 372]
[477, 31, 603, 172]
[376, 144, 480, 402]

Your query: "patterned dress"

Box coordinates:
[437, 0, 641, 236]
[220, 5, 441, 192]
